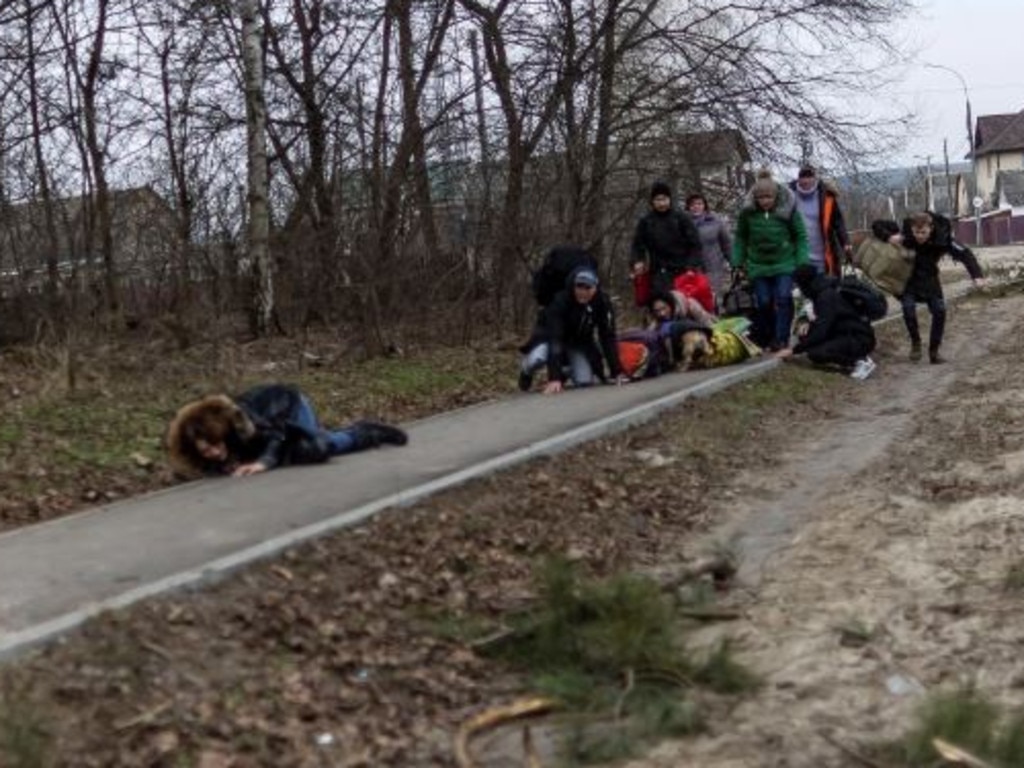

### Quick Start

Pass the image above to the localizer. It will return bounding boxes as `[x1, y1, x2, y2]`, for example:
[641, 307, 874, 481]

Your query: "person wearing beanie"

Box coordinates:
[732, 169, 810, 350]
[630, 180, 704, 293]
[788, 164, 852, 276]
[518, 265, 628, 394]
[167, 384, 408, 478]
[776, 264, 877, 379]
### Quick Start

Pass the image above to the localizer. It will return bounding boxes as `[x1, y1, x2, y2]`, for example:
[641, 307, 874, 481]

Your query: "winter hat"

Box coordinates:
[752, 169, 777, 198]
[797, 163, 817, 179]
[573, 269, 599, 288]
[649, 180, 673, 200]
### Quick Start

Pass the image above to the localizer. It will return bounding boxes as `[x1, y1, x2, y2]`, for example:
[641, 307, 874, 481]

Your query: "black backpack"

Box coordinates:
[837, 274, 888, 321]
[531, 245, 599, 306]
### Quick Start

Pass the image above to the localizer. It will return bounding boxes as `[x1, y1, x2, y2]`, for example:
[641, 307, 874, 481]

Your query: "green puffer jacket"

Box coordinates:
[731, 184, 810, 278]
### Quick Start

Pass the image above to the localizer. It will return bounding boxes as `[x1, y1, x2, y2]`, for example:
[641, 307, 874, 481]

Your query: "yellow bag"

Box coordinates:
[695, 320, 762, 368]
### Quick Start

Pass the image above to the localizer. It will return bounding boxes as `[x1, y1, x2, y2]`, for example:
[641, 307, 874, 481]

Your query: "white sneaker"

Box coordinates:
[850, 356, 877, 380]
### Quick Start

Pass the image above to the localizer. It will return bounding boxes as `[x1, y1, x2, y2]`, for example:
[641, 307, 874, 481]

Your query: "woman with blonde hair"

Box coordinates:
[731, 169, 810, 350]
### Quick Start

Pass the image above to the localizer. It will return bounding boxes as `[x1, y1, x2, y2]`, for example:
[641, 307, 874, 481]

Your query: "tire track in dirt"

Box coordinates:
[626, 293, 1024, 768]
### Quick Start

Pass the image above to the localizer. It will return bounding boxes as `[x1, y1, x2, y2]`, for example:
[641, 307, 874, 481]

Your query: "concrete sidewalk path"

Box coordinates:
[0, 359, 776, 658]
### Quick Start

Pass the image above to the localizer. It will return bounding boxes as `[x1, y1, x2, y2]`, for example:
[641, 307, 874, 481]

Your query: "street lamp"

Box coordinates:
[923, 62, 981, 243]
[913, 154, 934, 211]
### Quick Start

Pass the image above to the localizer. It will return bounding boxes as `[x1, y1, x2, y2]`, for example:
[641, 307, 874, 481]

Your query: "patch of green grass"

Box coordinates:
[702, 365, 827, 442]
[884, 687, 1024, 767]
[477, 558, 756, 764]
[0, 692, 53, 768]
[360, 359, 462, 396]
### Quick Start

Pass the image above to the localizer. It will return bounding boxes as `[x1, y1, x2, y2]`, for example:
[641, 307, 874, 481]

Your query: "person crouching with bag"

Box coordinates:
[776, 265, 877, 380]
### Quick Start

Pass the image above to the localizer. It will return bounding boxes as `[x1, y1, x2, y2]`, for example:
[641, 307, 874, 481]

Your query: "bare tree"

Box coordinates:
[238, 0, 272, 335]
[23, 0, 63, 309]
[50, 0, 125, 319]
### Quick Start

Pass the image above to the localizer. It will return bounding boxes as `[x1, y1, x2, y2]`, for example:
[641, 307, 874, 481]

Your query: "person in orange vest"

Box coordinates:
[788, 164, 852, 276]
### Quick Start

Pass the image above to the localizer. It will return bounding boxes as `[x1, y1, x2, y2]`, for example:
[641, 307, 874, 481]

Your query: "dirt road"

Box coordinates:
[627, 288, 1024, 767]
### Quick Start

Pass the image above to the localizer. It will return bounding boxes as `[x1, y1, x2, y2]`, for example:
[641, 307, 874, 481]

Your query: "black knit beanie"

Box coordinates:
[649, 180, 673, 201]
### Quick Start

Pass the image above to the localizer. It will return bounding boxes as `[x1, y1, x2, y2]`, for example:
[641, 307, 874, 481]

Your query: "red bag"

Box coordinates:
[617, 340, 652, 379]
[673, 270, 715, 313]
[632, 270, 651, 307]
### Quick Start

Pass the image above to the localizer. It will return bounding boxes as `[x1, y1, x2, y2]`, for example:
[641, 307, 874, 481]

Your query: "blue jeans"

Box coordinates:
[521, 343, 596, 386]
[752, 273, 795, 349]
[293, 396, 357, 455]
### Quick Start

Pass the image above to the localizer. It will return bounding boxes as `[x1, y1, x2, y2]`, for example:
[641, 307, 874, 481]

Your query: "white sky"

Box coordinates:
[891, 0, 1024, 168]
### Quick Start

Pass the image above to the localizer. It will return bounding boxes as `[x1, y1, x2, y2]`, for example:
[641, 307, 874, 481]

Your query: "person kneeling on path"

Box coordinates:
[167, 384, 408, 478]
[519, 267, 628, 394]
[776, 264, 877, 380]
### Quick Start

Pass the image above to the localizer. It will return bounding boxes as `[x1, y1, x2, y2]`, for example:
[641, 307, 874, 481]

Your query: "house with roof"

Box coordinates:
[955, 108, 1024, 243]
[995, 169, 1024, 214]
[0, 186, 179, 294]
[972, 108, 1024, 207]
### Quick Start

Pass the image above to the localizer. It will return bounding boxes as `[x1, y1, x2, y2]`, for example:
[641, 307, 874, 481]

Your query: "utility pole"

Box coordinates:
[943, 139, 953, 216]
[924, 63, 980, 244]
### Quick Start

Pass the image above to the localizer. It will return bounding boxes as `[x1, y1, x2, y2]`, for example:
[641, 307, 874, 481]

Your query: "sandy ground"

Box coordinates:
[624, 287, 1024, 766]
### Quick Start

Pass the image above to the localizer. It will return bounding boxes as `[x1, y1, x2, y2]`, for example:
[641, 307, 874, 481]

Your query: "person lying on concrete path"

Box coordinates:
[645, 289, 715, 370]
[646, 288, 716, 330]
[167, 383, 408, 478]
[775, 264, 877, 381]
[518, 267, 630, 395]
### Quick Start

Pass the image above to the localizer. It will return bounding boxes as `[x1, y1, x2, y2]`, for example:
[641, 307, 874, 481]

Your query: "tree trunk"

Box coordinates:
[584, 0, 621, 265]
[239, 0, 273, 336]
[80, 0, 118, 319]
[24, 0, 64, 321]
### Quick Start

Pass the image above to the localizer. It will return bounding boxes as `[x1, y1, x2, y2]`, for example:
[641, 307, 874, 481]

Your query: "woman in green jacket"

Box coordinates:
[732, 169, 810, 350]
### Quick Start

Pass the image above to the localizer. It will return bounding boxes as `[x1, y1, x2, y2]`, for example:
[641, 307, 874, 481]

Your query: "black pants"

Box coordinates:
[900, 293, 946, 350]
[805, 334, 875, 368]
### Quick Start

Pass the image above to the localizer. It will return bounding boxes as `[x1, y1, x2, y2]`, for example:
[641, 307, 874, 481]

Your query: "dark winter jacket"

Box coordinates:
[732, 184, 810, 278]
[788, 179, 851, 276]
[898, 215, 983, 299]
[792, 274, 875, 355]
[529, 269, 622, 382]
[631, 208, 704, 276]
[167, 384, 329, 477]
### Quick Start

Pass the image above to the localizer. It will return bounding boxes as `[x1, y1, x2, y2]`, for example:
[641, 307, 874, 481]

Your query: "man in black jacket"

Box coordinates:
[896, 212, 985, 363]
[776, 265, 877, 380]
[167, 384, 407, 477]
[518, 268, 627, 394]
[631, 180, 704, 293]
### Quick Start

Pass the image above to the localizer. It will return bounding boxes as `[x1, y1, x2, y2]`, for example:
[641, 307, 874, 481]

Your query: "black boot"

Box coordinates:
[351, 420, 408, 449]
[909, 340, 922, 361]
[929, 347, 946, 365]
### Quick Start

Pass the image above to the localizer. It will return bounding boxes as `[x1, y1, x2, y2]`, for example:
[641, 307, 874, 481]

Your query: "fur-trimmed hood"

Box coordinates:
[165, 394, 255, 478]
[741, 181, 797, 219]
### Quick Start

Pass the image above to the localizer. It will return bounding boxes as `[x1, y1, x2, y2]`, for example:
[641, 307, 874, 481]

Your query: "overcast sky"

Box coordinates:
[891, 0, 1024, 169]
